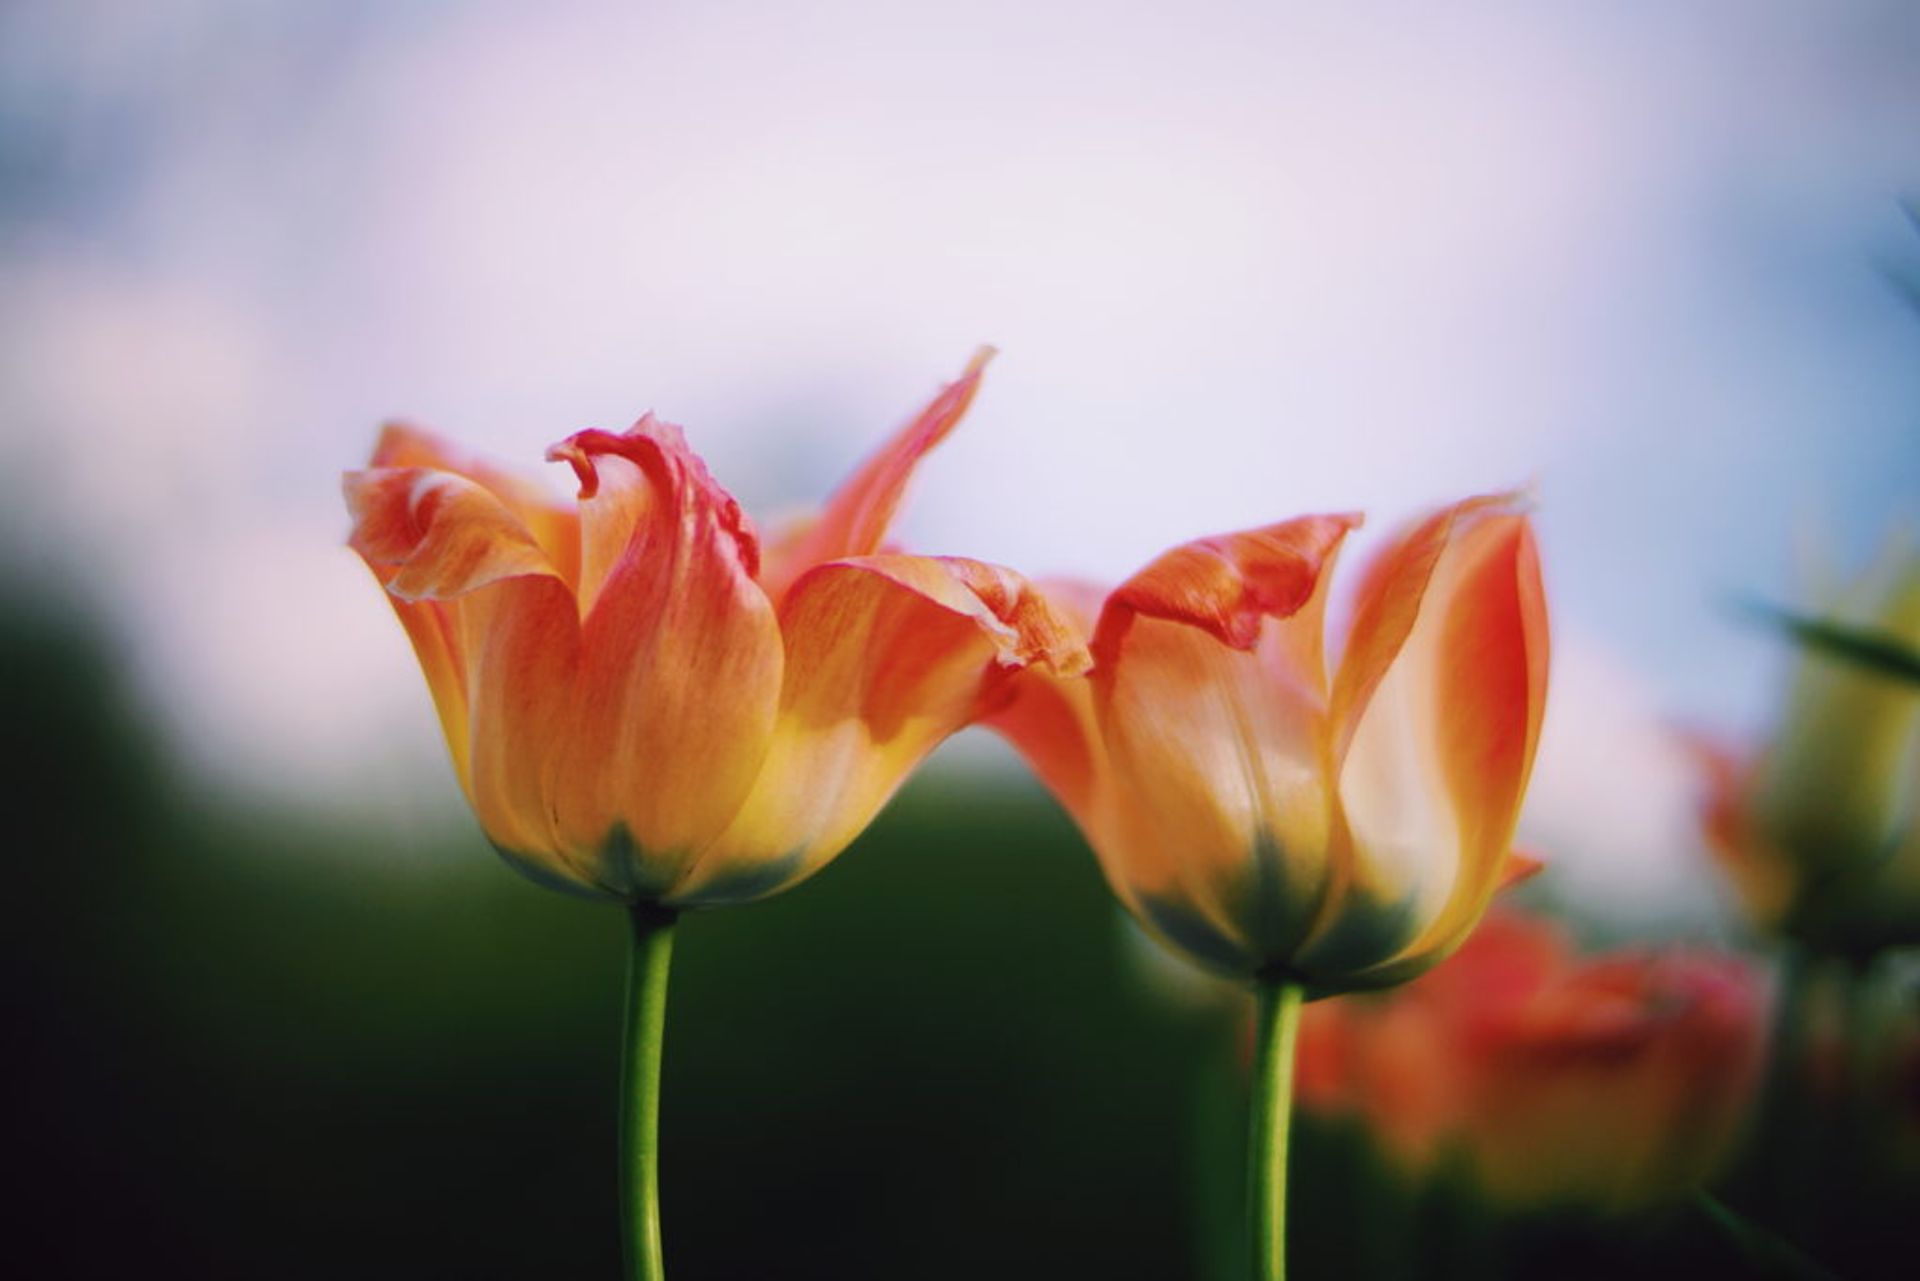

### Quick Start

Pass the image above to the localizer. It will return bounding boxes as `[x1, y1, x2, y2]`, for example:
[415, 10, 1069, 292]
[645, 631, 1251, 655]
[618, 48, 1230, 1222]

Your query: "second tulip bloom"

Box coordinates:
[991, 495, 1549, 994]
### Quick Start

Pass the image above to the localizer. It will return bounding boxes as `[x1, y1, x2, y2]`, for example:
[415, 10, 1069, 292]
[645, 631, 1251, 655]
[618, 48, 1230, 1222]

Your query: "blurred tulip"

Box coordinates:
[990, 495, 1549, 994]
[1299, 911, 1768, 1213]
[1692, 540, 1920, 954]
[344, 352, 1088, 906]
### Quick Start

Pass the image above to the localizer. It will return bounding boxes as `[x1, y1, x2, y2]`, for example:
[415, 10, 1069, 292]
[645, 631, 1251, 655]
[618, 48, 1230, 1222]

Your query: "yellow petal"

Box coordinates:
[986, 577, 1109, 835]
[370, 423, 581, 587]
[1085, 515, 1360, 974]
[1319, 499, 1548, 986]
[671, 553, 1088, 905]
[343, 463, 596, 891]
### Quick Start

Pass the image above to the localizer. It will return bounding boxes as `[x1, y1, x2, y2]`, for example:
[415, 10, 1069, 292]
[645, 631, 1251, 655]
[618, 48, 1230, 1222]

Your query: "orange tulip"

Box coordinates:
[344, 353, 1088, 906]
[1298, 911, 1768, 1212]
[989, 495, 1549, 993]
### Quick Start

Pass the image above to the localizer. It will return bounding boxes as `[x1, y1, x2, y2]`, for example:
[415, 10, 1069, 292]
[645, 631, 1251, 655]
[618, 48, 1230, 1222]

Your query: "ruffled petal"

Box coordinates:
[985, 577, 1109, 833]
[371, 423, 580, 587]
[1092, 513, 1364, 665]
[346, 467, 567, 602]
[541, 419, 785, 895]
[1085, 515, 1360, 973]
[670, 553, 1090, 905]
[343, 464, 590, 889]
[757, 350, 992, 603]
[1321, 501, 1547, 986]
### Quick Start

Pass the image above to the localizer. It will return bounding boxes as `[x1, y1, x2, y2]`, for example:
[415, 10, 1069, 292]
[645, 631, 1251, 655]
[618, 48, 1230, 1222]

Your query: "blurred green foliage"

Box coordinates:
[5, 586, 1215, 1279]
[6, 587, 1914, 1279]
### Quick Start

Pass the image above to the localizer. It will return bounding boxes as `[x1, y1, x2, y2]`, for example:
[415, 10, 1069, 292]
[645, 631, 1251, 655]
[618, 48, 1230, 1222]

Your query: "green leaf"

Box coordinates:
[1691, 1193, 1841, 1281]
[1742, 600, 1920, 685]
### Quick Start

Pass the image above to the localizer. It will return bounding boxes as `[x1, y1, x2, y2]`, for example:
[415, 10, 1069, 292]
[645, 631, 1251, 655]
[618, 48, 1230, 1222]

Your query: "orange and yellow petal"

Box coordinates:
[1465, 950, 1765, 1210]
[757, 349, 992, 604]
[1091, 513, 1362, 666]
[1298, 911, 1764, 1209]
[371, 423, 581, 586]
[1310, 497, 1546, 987]
[1684, 735, 1799, 931]
[670, 553, 1090, 905]
[986, 578, 1109, 835]
[455, 576, 588, 883]
[346, 467, 566, 603]
[541, 420, 785, 896]
[1085, 515, 1360, 974]
[343, 463, 592, 889]
[1395, 512, 1548, 966]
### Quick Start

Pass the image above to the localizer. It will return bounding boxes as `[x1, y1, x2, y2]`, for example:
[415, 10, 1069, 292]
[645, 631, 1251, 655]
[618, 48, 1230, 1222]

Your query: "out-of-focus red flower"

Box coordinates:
[989, 497, 1548, 994]
[1298, 911, 1768, 1212]
[344, 353, 1088, 905]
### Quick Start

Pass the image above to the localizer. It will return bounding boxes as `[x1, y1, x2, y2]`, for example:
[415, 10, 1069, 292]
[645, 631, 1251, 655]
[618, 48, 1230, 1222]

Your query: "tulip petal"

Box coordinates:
[370, 423, 581, 587]
[1498, 848, 1546, 891]
[758, 349, 992, 603]
[1681, 734, 1793, 926]
[1086, 515, 1361, 972]
[671, 553, 1090, 905]
[541, 420, 785, 895]
[985, 577, 1109, 834]
[343, 464, 593, 887]
[457, 577, 588, 879]
[1322, 503, 1548, 986]
[1092, 513, 1364, 665]
[343, 467, 569, 792]
[346, 467, 567, 602]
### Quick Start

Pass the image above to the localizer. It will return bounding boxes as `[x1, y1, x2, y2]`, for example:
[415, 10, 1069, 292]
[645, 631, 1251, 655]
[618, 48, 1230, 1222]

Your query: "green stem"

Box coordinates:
[1835, 953, 1883, 1189]
[1691, 1192, 1842, 1281]
[621, 903, 677, 1281]
[1755, 947, 1814, 1231]
[1249, 980, 1305, 1281]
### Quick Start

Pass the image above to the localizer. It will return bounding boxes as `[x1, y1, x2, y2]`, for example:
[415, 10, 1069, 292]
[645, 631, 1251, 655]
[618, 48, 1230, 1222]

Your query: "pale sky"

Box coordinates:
[2, 1, 1916, 920]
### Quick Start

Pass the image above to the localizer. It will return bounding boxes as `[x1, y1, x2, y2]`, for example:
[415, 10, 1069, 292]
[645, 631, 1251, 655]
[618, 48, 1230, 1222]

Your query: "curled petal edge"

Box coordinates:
[759, 347, 995, 601]
[1091, 512, 1365, 667]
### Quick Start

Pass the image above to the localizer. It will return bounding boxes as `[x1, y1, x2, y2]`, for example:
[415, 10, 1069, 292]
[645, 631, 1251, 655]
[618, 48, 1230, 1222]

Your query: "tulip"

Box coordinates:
[1299, 911, 1767, 1214]
[987, 494, 1548, 1279]
[991, 494, 1549, 989]
[346, 351, 1084, 905]
[1692, 541, 1920, 955]
[344, 353, 1086, 1280]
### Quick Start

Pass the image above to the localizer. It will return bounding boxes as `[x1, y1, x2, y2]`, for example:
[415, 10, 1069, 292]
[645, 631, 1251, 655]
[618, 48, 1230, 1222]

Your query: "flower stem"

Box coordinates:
[1249, 979, 1305, 1281]
[621, 902, 677, 1281]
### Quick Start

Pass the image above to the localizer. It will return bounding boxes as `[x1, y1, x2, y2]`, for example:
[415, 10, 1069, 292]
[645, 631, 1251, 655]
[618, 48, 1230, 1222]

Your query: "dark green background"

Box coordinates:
[9, 590, 1914, 1279]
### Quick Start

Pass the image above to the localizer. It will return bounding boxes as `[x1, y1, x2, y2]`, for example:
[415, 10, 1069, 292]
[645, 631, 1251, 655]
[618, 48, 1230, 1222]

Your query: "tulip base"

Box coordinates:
[622, 902, 677, 1281]
[1249, 979, 1305, 1281]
